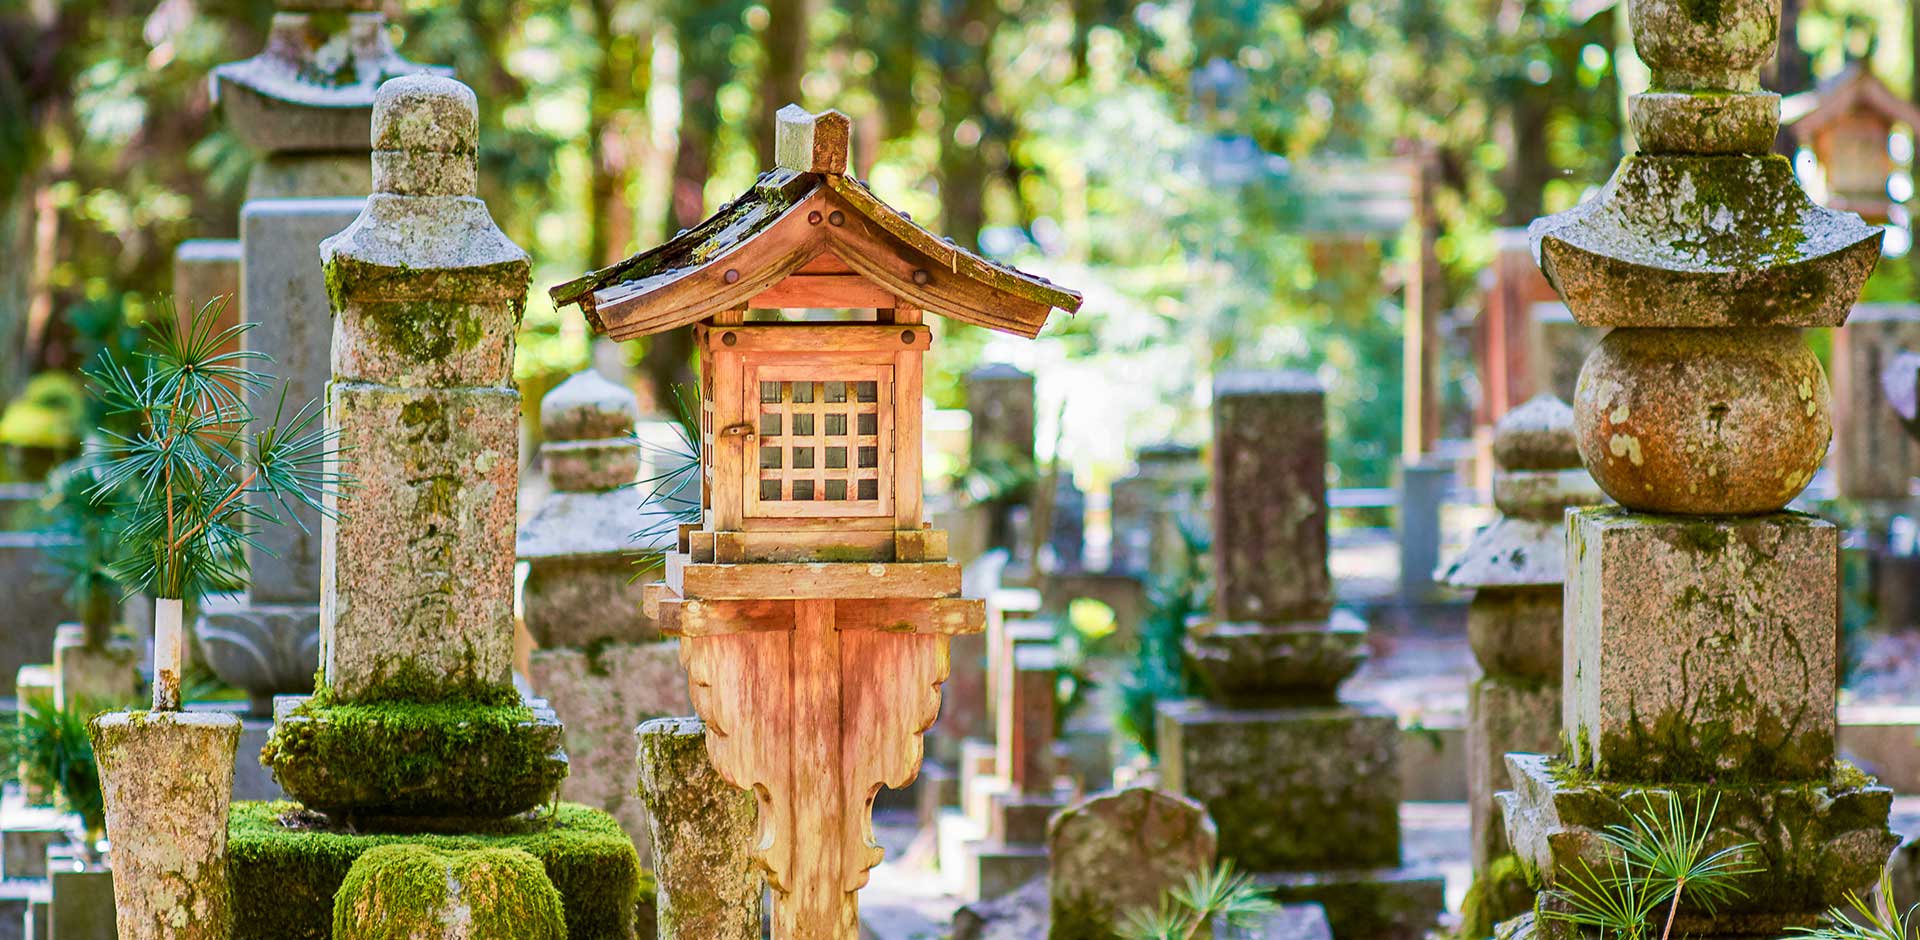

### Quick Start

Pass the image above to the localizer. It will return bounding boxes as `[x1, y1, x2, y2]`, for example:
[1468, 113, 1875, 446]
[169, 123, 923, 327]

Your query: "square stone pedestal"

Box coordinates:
[1157, 700, 1400, 870]
[1498, 754, 1898, 938]
[51, 626, 141, 712]
[1566, 510, 1838, 781]
[1468, 674, 1559, 870]
[227, 800, 640, 940]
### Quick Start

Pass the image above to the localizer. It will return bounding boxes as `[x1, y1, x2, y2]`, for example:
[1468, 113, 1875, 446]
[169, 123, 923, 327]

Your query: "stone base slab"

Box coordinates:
[227, 800, 639, 940]
[261, 694, 566, 819]
[967, 841, 1048, 902]
[1255, 864, 1446, 940]
[1498, 753, 1897, 923]
[1566, 509, 1837, 781]
[1158, 699, 1400, 870]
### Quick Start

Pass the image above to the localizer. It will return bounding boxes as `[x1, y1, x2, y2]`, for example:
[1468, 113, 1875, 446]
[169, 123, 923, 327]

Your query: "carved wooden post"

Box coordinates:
[550, 105, 1083, 939]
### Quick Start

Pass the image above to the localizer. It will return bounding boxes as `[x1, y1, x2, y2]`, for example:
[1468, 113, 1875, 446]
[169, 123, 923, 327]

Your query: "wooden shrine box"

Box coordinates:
[550, 105, 1081, 938]
[1787, 62, 1920, 225]
[551, 105, 1081, 570]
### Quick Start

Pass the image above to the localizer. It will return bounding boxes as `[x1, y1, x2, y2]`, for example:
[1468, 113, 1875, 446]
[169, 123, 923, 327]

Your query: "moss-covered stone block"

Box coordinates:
[1255, 865, 1446, 940]
[260, 695, 567, 819]
[1157, 700, 1399, 870]
[228, 800, 640, 940]
[1459, 855, 1538, 940]
[1566, 509, 1837, 782]
[333, 844, 565, 940]
[1497, 753, 1897, 927]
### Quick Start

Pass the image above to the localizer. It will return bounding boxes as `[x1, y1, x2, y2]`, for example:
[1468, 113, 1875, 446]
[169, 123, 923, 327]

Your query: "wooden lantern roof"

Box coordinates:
[1785, 62, 1920, 137]
[550, 105, 1083, 341]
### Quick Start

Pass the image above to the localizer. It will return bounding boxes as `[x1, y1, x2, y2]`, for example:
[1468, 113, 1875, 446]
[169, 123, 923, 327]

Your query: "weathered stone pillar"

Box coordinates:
[1108, 442, 1205, 580]
[1440, 395, 1596, 932]
[1497, 2, 1898, 936]
[89, 711, 241, 940]
[1157, 372, 1442, 940]
[965, 364, 1037, 555]
[521, 368, 692, 864]
[262, 74, 564, 820]
[636, 717, 761, 940]
[196, 2, 445, 798]
[963, 638, 1069, 900]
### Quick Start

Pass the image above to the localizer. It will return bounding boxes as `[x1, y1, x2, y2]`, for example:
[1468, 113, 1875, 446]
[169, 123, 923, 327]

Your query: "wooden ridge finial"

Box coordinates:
[775, 104, 851, 176]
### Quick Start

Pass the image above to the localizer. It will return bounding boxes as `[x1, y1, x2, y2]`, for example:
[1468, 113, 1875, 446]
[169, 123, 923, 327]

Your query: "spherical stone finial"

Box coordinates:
[1573, 327, 1830, 515]
[1493, 395, 1581, 472]
[540, 369, 640, 442]
[370, 74, 479, 197]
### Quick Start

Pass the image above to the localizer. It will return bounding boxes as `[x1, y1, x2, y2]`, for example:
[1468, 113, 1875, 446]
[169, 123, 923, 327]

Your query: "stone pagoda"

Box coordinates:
[1439, 394, 1598, 929]
[231, 76, 640, 940]
[519, 368, 693, 864]
[1498, 1, 1899, 936]
[1156, 372, 1441, 940]
[194, 0, 445, 753]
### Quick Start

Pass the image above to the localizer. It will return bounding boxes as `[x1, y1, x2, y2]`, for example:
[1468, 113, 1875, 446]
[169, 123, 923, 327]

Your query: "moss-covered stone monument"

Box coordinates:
[1495, 1, 1900, 936]
[235, 75, 641, 940]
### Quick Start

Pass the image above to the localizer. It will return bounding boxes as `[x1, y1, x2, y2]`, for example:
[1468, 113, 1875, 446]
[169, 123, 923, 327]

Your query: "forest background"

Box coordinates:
[1, 0, 1911, 490]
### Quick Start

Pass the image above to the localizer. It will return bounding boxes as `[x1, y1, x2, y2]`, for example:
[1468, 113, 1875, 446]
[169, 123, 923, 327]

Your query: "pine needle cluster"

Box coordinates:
[81, 296, 344, 602]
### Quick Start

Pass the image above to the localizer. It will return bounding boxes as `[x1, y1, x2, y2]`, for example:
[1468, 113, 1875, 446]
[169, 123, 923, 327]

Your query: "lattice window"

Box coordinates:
[745, 364, 893, 518]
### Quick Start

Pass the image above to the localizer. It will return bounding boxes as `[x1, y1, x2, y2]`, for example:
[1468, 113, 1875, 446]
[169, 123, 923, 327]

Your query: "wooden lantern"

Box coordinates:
[550, 105, 1081, 939]
[1788, 62, 1920, 225]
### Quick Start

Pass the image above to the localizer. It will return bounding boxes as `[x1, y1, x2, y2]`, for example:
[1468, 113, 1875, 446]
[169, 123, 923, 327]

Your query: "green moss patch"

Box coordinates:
[260, 697, 566, 819]
[334, 844, 566, 940]
[230, 801, 640, 940]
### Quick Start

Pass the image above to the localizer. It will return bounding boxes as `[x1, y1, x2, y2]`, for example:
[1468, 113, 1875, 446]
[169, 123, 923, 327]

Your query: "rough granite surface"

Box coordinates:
[1566, 509, 1838, 781]
[1045, 787, 1215, 940]
[89, 711, 242, 940]
[1157, 700, 1400, 871]
[636, 717, 761, 940]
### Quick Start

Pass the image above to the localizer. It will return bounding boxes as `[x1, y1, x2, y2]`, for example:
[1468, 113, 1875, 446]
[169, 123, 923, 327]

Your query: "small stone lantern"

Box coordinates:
[550, 105, 1081, 939]
[1787, 62, 1920, 224]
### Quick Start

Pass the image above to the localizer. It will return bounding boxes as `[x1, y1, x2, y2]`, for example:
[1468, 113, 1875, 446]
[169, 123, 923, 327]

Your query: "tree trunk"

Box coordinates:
[586, 0, 648, 268]
[933, 0, 1005, 250]
[756, 0, 810, 164]
[1771, 0, 1812, 154]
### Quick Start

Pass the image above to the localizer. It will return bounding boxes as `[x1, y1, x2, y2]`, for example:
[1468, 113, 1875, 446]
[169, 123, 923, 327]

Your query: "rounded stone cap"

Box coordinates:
[372, 75, 478, 154]
[1492, 395, 1581, 471]
[540, 369, 640, 441]
[1213, 369, 1322, 398]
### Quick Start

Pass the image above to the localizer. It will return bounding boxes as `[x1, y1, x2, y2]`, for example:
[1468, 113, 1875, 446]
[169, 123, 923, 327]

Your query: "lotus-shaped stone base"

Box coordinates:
[1182, 609, 1368, 705]
[196, 595, 320, 716]
[261, 694, 568, 819]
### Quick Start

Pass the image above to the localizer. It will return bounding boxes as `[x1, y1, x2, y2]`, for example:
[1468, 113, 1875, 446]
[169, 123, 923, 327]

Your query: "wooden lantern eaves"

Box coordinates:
[1785, 62, 1920, 223]
[551, 106, 1081, 570]
[549, 109, 1083, 340]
